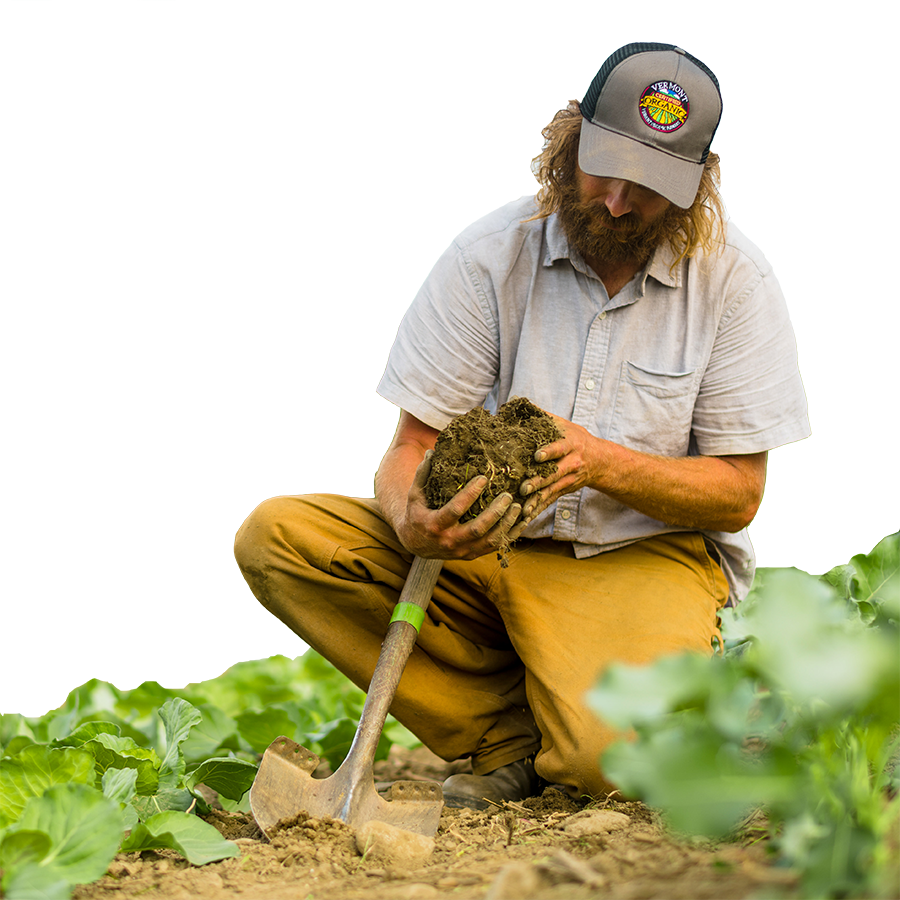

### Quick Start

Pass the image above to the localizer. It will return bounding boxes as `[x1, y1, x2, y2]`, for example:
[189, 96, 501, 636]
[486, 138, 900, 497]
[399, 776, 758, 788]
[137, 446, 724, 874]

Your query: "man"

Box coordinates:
[235, 43, 810, 807]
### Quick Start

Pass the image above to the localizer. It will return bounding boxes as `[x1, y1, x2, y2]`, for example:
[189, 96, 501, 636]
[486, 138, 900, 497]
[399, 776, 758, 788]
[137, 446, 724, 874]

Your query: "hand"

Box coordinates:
[397, 452, 527, 560]
[519, 415, 606, 521]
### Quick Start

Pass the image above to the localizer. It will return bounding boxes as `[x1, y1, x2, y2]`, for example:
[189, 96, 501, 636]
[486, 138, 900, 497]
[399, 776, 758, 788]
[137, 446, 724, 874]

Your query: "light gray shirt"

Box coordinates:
[377, 196, 811, 603]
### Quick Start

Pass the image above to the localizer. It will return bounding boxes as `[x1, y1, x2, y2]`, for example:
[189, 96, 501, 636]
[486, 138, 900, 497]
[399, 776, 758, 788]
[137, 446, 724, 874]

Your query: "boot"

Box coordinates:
[441, 757, 540, 810]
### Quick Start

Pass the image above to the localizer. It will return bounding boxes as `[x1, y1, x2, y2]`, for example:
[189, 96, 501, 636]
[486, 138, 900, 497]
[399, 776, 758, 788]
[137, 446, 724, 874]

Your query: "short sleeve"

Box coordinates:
[377, 242, 500, 430]
[691, 258, 811, 455]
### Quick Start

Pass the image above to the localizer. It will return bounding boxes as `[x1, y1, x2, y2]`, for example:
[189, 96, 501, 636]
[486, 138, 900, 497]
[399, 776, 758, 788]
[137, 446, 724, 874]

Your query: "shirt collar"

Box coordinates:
[645, 242, 683, 289]
[544, 212, 685, 291]
[543, 212, 573, 266]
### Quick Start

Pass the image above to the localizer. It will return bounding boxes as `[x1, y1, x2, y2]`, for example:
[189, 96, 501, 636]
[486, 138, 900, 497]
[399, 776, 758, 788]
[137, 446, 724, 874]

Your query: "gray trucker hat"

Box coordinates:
[579, 43, 722, 209]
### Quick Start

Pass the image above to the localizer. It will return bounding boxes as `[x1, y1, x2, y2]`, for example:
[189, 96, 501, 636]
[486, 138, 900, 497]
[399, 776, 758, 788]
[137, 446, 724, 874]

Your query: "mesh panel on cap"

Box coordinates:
[581, 42, 676, 119]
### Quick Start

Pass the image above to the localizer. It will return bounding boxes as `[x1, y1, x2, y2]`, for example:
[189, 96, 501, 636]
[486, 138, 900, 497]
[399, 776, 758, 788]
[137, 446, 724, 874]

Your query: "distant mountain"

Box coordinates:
[9, 281, 194, 363]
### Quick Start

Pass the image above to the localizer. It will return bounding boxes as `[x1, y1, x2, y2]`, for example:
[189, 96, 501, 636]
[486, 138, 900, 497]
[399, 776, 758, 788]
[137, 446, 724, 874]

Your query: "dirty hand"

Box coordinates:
[519, 416, 606, 521]
[398, 451, 527, 560]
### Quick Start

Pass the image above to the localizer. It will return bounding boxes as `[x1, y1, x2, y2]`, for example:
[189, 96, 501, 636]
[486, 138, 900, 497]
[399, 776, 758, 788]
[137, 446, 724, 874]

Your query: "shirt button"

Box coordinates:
[598, 311, 607, 320]
[585, 379, 595, 391]
[560, 510, 571, 520]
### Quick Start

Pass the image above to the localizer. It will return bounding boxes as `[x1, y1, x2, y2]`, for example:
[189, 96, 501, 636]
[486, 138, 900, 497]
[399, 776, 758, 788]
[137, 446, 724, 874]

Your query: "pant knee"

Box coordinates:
[234, 495, 295, 580]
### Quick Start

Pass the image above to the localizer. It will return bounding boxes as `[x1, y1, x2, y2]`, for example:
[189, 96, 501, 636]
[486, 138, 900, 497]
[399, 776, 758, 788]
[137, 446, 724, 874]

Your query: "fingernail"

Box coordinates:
[535, 451, 545, 463]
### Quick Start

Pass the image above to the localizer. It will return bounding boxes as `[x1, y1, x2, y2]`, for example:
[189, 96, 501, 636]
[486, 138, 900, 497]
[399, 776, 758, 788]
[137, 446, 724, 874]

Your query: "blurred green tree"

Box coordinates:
[7, 301, 343, 627]
[819, 300, 897, 513]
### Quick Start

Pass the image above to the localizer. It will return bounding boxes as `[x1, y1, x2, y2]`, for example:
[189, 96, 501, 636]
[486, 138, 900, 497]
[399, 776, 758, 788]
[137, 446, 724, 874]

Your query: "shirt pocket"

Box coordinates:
[608, 361, 700, 457]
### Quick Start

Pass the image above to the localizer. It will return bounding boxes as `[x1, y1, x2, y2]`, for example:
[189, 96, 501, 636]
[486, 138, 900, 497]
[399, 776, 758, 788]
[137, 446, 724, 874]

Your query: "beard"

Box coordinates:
[555, 180, 685, 266]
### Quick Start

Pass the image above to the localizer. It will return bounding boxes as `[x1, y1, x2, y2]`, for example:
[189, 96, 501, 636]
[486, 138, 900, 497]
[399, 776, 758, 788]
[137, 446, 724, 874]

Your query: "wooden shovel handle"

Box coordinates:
[344, 556, 443, 774]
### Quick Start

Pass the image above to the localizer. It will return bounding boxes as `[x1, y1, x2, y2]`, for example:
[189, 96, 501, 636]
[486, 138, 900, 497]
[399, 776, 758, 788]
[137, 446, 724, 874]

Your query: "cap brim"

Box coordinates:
[578, 118, 702, 209]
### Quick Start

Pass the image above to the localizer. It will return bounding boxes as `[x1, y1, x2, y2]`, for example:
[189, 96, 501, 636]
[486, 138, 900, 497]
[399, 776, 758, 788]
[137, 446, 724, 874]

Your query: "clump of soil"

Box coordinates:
[425, 397, 561, 540]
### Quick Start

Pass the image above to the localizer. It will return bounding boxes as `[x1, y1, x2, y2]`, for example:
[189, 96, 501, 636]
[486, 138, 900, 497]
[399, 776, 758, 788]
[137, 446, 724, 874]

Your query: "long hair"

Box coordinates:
[529, 101, 726, 265]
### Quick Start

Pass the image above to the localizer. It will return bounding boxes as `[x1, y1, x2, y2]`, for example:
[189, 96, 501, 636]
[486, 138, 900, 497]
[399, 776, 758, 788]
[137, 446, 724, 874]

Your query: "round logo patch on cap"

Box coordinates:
[639, 81, 690, 133]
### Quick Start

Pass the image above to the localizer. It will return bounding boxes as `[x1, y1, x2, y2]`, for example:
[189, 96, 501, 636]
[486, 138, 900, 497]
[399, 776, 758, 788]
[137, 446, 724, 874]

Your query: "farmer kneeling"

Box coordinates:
[235, 42, 809, 807]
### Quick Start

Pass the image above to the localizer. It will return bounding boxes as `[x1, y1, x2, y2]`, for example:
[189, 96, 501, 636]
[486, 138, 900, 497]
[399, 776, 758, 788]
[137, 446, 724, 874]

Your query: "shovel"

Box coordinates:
[249, 555, 445, 838]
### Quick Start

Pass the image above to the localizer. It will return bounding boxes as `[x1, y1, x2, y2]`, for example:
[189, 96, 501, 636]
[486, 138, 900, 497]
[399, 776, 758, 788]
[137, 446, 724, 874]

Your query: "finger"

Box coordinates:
[465, 492, 517, 540]
[489, 501, 524, 544]
[432, 474, 488, 528]
[534, 441, 566, 464]
[524, 467, 586, 517]
[409, 450, 434, 498]
[507, 518, 530, 543]
[494, 497, 523, 535]
[522, 491, 552, 522]
[521, 469, 559, 497]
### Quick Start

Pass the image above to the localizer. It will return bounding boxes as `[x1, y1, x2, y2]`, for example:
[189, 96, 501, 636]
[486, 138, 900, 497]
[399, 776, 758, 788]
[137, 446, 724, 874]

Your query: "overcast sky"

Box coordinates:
[0, 0, 900, 648]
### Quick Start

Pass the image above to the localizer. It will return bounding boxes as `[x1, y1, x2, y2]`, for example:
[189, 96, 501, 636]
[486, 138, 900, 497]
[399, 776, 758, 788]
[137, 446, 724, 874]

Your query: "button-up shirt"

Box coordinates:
[377, 196, 810, 602]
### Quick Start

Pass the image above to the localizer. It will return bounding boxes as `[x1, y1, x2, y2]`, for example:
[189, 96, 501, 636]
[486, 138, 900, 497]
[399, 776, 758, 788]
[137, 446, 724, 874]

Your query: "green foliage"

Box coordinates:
[0, 746, 96, 830]
[7, 303, 342, 626]
[0, 649, 418, 898]
[185, 758, 258, 801]
[119, 811, 240, 866]
[0, 784, 123, 898]
[588, 532, 900, 898]
[819, 301, 897, 513]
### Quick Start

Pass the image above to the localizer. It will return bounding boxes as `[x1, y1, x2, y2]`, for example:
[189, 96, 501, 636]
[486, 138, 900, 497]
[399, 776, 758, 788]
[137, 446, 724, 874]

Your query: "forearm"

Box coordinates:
[587, 440, 766, 532]
[374, 438, 431, 539]
[526, 418, 767, 534]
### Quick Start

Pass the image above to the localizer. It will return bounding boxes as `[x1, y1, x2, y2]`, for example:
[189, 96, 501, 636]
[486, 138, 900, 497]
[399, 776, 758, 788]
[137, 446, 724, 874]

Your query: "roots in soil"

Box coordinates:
[424, 398, 561, 561]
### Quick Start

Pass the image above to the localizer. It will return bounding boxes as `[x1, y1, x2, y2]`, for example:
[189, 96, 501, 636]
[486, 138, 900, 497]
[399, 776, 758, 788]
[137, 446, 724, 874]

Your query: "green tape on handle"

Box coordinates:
[390, 601, 426, 632]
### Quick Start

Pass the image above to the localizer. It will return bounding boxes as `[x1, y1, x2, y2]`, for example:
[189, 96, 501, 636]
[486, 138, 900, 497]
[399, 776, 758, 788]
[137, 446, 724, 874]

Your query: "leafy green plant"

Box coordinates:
[588, 532, 900, 898]
[0, 650, 419, 898]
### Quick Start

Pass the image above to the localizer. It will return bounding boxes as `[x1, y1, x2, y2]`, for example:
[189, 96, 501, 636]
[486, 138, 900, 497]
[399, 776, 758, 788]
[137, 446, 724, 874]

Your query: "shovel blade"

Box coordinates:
[250, 736, 444, 838]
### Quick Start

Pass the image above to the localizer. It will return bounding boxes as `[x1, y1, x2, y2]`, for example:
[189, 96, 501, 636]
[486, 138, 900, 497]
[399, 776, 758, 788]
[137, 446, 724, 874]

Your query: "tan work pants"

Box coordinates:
[234, 494, 728, 798]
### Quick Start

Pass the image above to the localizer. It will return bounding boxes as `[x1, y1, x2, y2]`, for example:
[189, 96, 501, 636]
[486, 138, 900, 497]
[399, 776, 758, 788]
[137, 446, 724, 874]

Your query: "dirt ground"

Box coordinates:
[74, 745, 794, 900]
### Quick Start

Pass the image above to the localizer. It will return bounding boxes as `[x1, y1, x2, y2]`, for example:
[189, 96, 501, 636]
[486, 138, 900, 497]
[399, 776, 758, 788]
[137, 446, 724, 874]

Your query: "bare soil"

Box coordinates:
[75, 746, 794, 900]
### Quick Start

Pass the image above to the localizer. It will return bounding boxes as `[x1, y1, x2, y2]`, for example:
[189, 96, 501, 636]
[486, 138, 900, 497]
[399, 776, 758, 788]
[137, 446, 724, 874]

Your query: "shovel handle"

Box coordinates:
[343, 556, 443, 774]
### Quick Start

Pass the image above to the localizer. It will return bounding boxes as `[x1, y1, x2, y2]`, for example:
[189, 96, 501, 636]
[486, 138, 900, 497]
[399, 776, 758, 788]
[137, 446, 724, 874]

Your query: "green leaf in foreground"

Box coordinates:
[739, 568, 897, 713]
[81, 733, 160, 796]
[50, 721, 120, 749]
[1, 863, 71, 900]
[157, 698, 202, 787]
[100, 767, 138, 805]
[120, 810, 240, 865]
[180, 703, 239, 763]
[2, 735, 37, 760]
[601, 720, 801, 837]
[0, 830, 53, 870]
[0, 745, 96, 829]
[129, 785, 194, 822]
[185, 757, 257, 801]
[0, 783, 123, 891]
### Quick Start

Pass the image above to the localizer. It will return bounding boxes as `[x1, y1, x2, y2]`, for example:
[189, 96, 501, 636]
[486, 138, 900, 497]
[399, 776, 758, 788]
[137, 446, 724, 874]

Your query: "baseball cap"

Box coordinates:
[579, 42, 722, 209]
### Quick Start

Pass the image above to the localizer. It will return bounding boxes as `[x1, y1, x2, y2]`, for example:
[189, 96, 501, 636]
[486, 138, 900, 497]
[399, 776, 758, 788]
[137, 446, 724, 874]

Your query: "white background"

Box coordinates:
[0, 0, 900, 646]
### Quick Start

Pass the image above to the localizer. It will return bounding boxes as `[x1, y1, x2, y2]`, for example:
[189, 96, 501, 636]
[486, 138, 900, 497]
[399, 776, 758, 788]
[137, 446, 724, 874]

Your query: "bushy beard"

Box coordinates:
[555, 180, 684, 266]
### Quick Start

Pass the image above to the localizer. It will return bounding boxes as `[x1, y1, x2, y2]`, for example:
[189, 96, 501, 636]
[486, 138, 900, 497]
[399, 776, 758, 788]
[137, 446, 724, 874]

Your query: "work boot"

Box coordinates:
[441, 757, 539, 810]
